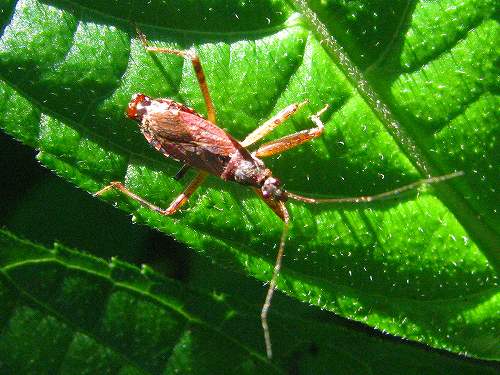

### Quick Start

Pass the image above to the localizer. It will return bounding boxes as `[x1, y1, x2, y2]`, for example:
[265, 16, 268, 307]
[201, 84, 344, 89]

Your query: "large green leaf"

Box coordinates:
[0, 0, 498, 361]
[1, 228, 498, 374]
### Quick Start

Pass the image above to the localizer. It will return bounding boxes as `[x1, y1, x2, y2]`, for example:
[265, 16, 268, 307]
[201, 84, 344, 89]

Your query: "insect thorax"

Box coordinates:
[222, 152, 271, 187]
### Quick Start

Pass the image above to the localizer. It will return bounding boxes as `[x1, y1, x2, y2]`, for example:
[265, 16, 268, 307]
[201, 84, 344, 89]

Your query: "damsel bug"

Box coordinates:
[95, 31, 462, 359]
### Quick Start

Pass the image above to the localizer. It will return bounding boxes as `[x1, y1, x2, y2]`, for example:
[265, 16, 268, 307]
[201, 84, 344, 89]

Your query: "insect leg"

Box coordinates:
[94, 181, 170, 214]
[260, 200, 289, 359]
[163, 171, 208, 214]
[137, 30, 216, 124]
[94, 171, 207, 215]
[254, 104, 329, 158]
[241, 100, 308, 147]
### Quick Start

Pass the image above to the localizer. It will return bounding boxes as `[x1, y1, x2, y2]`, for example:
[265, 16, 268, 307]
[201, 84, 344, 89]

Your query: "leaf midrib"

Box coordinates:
[1, 257, 273, 371]
[288, 0, 500, 270]
[2, 5, 497, 289]
[2, 0, 498, 270]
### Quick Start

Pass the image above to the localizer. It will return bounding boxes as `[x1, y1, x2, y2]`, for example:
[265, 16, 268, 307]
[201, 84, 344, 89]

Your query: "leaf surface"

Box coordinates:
[0, 0, 498, 360]
[1, 229, 498, 374]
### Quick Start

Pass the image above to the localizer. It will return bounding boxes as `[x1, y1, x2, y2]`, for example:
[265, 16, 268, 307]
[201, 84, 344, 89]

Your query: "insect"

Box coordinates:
[95, 31, 462, 359]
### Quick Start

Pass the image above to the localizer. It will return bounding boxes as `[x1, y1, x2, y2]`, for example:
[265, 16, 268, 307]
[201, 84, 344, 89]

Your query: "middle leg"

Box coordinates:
[240, 100, 309, 147]
[254, 104, 329, 158]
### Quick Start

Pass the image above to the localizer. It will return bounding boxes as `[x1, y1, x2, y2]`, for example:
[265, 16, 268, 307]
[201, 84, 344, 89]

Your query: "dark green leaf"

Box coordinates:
[1, 229, 498, 374]
[0, 0, 498, 361]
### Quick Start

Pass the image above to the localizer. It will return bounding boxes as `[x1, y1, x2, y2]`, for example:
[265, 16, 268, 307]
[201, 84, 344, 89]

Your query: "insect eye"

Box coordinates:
[127, 93, 150, 120]
[261, 177, 284, 200]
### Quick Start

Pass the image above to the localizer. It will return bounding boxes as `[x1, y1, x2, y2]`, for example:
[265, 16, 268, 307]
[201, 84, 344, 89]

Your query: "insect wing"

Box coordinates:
[146, 108, 241, 176]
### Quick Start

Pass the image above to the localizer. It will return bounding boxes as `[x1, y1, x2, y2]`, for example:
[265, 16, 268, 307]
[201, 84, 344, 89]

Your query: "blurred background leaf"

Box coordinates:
[0, 0, 498, 371]
[1, 229, 498, 374]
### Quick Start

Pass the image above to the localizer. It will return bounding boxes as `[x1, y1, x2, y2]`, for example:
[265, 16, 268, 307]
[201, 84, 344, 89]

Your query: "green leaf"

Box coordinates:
[1, 228, 498, 374]
[0, 229, 275, 374]
[0, 0, 498, 362]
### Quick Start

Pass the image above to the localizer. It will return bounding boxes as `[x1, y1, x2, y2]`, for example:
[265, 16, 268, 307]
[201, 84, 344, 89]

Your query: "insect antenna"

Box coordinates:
[285, 171, 464, 204]
[261, 201, 289, 360]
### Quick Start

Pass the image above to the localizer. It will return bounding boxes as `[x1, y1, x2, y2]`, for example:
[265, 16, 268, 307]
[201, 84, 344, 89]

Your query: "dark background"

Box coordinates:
[0, 128, 268, 304]
[1, 130, 190, 279]
[2, 129, 499, 373]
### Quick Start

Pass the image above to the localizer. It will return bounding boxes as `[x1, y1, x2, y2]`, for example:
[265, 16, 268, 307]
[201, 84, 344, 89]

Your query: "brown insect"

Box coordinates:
[95, 31, 462, 359]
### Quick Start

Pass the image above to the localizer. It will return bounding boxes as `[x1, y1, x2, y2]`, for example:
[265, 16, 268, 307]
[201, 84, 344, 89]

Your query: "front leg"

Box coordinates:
[137, 29, 217, 125]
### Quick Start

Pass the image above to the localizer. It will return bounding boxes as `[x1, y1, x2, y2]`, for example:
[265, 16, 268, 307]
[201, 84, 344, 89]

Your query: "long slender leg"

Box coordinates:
[94, 171, 208, 215]
[254, 104, 329, 158]
[260, 200, 289, 359]
[241, 100, 309, 147]
[286, 171, 464, 204]
[137, 30, 216, 124]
